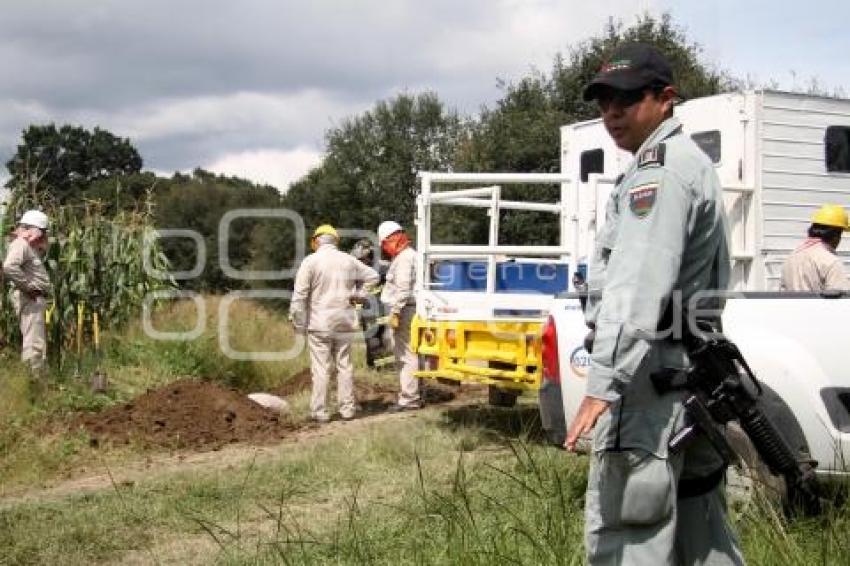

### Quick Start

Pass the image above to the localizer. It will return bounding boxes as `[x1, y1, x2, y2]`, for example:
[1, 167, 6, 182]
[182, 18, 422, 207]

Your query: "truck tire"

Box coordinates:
[488, 385, 519, 407]
[724, 422, 788, 508]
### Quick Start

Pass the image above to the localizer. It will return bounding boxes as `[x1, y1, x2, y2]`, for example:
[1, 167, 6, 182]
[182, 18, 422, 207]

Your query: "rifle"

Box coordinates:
[651, 320, 821, 515]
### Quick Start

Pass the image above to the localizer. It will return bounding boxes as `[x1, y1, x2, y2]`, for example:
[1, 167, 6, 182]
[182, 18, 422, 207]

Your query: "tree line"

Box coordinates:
[4, 14, 734, 292]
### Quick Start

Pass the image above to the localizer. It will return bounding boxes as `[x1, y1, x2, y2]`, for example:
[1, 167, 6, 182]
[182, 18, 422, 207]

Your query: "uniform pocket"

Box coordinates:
[598, 449, 675, 527]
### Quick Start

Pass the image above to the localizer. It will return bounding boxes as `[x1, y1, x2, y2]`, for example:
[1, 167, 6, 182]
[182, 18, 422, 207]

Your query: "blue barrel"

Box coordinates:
[432, 260, 569, 294]
[495, 261, 568, 294]
[431, 261, 488, 291]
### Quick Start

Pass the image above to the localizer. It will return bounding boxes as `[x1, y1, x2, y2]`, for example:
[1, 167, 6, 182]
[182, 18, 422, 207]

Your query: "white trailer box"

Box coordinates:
[561, 90, 850, 291]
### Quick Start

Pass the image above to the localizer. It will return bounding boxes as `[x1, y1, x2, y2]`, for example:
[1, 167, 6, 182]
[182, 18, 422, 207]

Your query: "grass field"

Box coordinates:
[0, 297, 848, 565]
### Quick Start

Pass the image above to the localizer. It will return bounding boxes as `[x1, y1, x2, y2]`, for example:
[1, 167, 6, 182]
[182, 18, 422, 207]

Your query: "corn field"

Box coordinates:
[1, 193, 175, 370]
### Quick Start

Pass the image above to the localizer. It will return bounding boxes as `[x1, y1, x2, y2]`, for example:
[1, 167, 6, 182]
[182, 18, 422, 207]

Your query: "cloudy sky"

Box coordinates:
[1, 0, 848, 191]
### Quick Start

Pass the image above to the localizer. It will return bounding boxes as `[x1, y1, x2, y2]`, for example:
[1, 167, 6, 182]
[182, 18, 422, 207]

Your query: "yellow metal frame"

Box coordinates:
[411, 315, 544, 391]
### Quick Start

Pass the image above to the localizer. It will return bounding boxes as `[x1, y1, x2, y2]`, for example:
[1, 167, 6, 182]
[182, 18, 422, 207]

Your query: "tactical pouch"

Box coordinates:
[598, 449, 675, 527]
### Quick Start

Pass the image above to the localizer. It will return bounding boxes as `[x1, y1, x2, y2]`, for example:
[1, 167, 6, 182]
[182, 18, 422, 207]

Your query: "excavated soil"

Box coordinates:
[76, 372, 476, 451]
[76, 379, 296, 450]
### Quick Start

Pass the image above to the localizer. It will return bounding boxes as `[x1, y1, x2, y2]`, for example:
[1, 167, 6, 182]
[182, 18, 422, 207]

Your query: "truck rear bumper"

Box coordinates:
[412, 316, 543, 391]
[538, 379, 566, 446]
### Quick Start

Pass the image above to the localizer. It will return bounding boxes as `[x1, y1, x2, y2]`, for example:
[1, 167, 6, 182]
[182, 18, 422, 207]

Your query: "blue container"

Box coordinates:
[495, 262, 568, 294]
[432, 261, 488, 291]
[432, 260, 568, 294]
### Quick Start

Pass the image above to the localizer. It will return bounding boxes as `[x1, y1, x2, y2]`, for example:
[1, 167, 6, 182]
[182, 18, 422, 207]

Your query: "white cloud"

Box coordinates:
[205, 147, 324, 192]
[101, 90, 365, 143]
[424, 1, 660, 76]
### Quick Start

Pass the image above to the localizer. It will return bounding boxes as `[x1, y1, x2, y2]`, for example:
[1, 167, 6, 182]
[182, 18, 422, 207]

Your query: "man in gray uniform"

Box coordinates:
[565, 44, 744, 565]
[3, 210, 51, 374]
[291, 224, 380, 422]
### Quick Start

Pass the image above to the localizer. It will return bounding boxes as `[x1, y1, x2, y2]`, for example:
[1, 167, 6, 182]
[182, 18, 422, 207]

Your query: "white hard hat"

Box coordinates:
[19, 210, 49, 231]
[377, 220, 403, 243]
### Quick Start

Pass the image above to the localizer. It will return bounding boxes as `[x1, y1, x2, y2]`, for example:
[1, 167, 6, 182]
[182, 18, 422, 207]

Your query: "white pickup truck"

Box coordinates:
[538, 292, 850, 489]
[538, 89, 850, 490]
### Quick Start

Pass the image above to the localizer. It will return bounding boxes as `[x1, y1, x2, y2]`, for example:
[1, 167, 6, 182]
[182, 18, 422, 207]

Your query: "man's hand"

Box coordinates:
[389, 312, 400, 329]
[565, 396, 611, 452]
[349, 291, 369, 306]
[288, 312, 305, 334]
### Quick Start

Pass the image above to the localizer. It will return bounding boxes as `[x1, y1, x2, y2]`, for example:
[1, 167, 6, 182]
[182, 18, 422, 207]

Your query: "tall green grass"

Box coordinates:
[1, 400, 848, 565]
[103, 295, 310, 393]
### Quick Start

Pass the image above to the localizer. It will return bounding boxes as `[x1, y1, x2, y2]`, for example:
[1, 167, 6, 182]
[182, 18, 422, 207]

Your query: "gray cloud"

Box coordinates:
[1, 0, 491, 108]
[0, 0, 661, 187]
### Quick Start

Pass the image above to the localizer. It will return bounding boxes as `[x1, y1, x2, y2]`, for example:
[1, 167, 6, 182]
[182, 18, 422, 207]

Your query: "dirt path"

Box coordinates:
[0, 379, 483, 509]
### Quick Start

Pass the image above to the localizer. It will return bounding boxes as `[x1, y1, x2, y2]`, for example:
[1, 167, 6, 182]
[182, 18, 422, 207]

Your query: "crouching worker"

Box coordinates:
[290, 225, 379, 423]
[3, 210, 51, 374]
[350, 238, 393, 368]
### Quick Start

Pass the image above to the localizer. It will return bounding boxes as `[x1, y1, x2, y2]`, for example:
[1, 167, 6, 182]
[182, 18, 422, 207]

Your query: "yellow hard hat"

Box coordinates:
[811, 204, 850, 231]
[312, 224, 338, 239]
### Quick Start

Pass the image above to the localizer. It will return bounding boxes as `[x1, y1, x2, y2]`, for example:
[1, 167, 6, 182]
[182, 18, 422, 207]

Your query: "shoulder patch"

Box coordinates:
[638, 143, 666, 169]
[628, 182, 658, 218]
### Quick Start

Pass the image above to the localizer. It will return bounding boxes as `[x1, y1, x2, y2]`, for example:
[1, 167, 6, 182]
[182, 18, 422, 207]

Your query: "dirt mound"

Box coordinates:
[77, 379, 295, 450]
[76, 372, 484, 452]
[271, 368, 312, 397]
[269, 369, 461, 409]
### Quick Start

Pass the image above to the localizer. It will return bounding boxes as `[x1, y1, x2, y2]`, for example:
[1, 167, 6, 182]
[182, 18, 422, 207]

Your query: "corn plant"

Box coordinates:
[1, 188, 175, 371]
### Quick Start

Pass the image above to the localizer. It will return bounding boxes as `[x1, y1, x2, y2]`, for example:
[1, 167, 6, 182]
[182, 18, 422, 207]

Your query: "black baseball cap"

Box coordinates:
[582, 43, 674, 101]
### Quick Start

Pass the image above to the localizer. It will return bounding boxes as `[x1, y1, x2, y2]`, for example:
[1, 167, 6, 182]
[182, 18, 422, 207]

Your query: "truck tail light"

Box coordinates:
[541, 315, 560, 384]
[445, 329, 457, 349]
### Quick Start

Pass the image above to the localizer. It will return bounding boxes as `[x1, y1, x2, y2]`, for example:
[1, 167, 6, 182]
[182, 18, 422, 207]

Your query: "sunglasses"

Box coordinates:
[595, 88, 650, 111]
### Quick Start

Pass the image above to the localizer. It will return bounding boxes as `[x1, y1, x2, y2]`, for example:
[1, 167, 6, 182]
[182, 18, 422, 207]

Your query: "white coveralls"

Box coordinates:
[780, 237, 850, 292]
[583, 117, 745, 565]
[291, 243, 379, 420]
[3, 238, 51, 372]
[381, 245, 420, 407]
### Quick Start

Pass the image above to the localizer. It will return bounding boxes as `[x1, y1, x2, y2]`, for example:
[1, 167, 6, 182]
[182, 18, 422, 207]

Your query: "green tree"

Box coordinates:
[5, 124, 143, 204]
[153, 169, 285, 292]
[285, 92, 464, 240]
[453, 12, 735, 245]
[86, 171, 161, 214]
[551, 13, 733, 124]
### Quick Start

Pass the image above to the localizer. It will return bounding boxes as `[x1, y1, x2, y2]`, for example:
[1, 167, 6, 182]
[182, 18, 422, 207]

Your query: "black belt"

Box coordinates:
[678, 465, 726, 499]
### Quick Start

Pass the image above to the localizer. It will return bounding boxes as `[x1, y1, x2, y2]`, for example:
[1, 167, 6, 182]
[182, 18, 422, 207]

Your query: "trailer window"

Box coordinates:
[825, 126, 850, 173]
[580, 149, 604, 182]
[691, 130, 721, 163]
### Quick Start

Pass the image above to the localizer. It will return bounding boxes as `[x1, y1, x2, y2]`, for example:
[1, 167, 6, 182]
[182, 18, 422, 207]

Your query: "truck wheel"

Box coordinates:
[724, 384, 821, 516]
[725, 422, 788, 510]
[488, 385, 519, 407]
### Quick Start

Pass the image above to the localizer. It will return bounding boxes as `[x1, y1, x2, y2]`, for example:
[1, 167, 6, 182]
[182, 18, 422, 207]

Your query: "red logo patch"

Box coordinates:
[628, 183, 658, 218]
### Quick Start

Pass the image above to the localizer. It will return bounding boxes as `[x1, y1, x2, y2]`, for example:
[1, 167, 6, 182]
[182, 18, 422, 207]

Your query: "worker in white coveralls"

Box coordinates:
[780, 204, 850, 292]
[3, 210, 51, 374]
[564, 44, 744, 564]
[377, 220, 422, 411]
[290, 224, 379, 423]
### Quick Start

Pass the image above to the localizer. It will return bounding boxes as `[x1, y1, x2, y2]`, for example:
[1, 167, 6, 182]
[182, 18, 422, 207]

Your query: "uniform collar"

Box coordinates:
[633, 116, 682, 157]
[316, 243, 337, 251]
[798, 237, 836, 254]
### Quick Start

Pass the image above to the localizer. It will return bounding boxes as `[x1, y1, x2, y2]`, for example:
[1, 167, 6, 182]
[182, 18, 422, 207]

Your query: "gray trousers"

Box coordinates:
[389, 305, 420, 406]
[17, 293, 47, 372]
[307, 331, 356, 419]
[585, 345, 745, 565]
